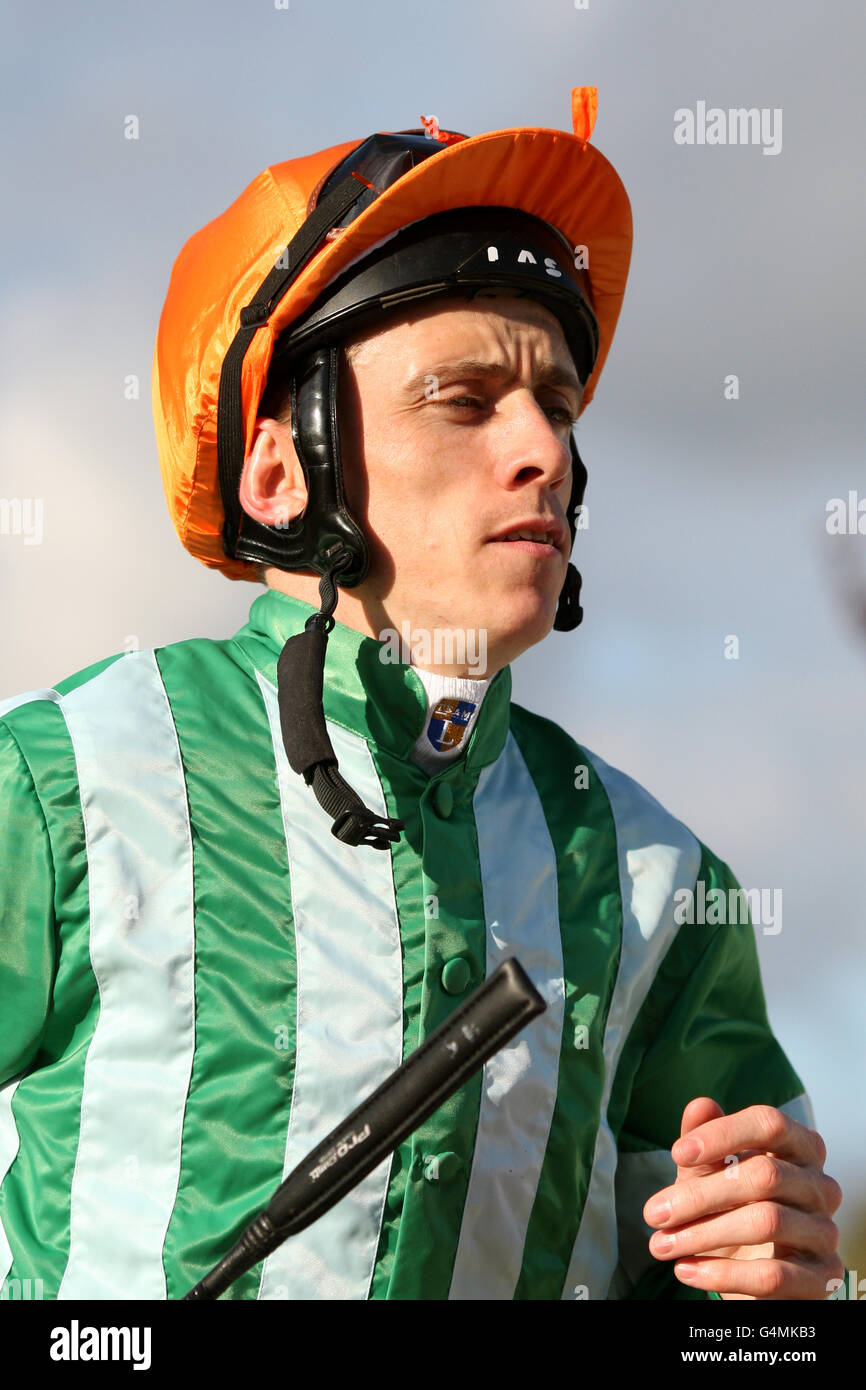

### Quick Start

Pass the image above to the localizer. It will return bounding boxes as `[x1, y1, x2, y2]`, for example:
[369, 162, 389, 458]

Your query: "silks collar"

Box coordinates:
[231, 588, 512, 773]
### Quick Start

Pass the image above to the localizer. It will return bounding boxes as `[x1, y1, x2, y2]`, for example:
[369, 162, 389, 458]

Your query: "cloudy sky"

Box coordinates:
[2, 0, 864, 1264]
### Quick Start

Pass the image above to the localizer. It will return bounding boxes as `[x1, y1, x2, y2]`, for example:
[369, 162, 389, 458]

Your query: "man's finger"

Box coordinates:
[644, 1153, 838, 1229]
[675, 1096, 725, 1182]
[671, 1104, 824, 1170]
[672, 1251, 845, 1301]
[648, 1200, 840, 1262]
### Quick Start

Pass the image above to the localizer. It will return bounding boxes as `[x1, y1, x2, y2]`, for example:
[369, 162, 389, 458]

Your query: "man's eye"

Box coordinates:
[442, 396, 577, 426]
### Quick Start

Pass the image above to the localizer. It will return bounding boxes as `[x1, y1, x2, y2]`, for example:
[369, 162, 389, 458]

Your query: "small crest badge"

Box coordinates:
[427, 698, 477, 753]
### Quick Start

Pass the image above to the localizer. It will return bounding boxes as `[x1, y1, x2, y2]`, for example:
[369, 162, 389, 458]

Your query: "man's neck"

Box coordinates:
[261, 569, 501, 680]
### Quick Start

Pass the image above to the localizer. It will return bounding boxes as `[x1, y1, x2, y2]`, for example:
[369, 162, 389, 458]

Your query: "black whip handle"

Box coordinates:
[183, 957, 545, 1299]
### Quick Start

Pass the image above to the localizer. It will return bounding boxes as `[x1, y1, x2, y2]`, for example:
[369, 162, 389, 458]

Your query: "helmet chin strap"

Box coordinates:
[276, 555, 406, 851]
[553, 432, 588, 632]
[553, 560, 583, 631]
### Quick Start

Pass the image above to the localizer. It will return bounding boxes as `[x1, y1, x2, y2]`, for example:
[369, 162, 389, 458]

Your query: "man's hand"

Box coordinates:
[642, 1096, 844, 1300]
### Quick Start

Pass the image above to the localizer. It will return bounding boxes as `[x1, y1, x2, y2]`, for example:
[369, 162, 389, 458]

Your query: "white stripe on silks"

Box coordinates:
[561, 748, 702, 1301]
[0, 1077, 24, 1290]
[0, 690, 64, 1290]
[448, 731, 564, 1300]
[255, 674, 403, 1301]
[55, 652, 196, 1300]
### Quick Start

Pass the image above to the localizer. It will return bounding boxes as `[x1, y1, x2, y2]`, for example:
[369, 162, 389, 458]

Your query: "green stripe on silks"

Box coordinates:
[156, 638, 300, 1302]
[380, 756, 489, 1299]
[510, 713, 623, 1300]
[0, 694, 101, 1298]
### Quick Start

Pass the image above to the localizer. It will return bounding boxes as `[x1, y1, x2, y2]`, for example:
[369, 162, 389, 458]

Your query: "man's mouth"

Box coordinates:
[488, 518, 567, 556]
[499, 529, 558, 546]
[495, 537, 559, 559]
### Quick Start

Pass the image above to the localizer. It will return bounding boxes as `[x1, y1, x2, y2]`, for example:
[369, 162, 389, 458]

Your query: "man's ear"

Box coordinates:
[239, 417, 308, 528]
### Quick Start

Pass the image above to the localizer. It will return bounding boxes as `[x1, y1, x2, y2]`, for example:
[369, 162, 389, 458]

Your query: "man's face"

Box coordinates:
[337, 294, 583, 671]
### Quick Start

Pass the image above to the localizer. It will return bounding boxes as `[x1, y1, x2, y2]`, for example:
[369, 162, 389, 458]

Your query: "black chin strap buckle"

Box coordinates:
[277, 560, 405, 852]
[553, 562, 584, 632]
[331, 804, 405, 851]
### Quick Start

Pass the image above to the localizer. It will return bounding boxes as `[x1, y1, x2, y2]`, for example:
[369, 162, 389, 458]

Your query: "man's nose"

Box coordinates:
[492, 391, 572, 494]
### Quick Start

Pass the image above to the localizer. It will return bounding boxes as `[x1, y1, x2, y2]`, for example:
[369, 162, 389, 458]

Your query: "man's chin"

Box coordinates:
[482, 587, 561, 664]
[398, 580, 561, 676]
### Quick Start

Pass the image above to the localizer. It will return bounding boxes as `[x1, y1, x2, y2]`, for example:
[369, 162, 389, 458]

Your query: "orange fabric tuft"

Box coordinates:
[571, 86, 598, 145]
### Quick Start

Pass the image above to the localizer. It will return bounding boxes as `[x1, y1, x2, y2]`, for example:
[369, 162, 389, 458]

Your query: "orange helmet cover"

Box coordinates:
[152, 86, 633, 580]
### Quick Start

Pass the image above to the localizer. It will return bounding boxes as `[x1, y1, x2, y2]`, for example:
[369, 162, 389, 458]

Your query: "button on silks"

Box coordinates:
[441, 957, 471, 994]
[422, 1151, 460, 1183]
[432, 782, 454, 818]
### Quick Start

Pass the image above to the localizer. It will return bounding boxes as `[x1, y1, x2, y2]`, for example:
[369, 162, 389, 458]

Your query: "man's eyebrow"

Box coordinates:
[403, 357, 584, 403]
